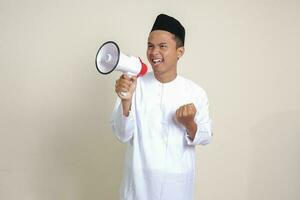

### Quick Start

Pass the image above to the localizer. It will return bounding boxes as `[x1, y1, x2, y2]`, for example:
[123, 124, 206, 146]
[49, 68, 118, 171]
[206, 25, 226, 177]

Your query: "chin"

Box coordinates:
[152, 66, 164, 74]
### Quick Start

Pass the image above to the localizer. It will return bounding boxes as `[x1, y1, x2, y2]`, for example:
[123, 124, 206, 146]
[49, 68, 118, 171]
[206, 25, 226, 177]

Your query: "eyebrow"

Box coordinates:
[147, 42, 167, 46]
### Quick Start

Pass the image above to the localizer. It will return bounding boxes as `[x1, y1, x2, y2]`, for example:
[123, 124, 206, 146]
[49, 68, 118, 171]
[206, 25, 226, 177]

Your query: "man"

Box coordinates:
[111, 14, 212, 200]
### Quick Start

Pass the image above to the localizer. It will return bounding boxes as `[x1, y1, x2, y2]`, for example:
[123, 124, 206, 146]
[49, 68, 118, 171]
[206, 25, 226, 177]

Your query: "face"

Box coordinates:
[147, 30, 184, 81]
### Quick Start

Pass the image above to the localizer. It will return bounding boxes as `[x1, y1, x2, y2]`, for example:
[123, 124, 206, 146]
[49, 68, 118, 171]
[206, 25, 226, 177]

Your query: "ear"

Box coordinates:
[177, 46, 185, 59]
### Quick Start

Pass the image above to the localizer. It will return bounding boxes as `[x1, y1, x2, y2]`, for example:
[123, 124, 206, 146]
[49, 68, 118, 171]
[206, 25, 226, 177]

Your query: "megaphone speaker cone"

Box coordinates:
[95, 41, 120, 74]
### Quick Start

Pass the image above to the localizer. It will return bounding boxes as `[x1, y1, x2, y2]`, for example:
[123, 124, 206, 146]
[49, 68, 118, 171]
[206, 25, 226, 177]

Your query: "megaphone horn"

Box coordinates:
[95, 41, 148, 76]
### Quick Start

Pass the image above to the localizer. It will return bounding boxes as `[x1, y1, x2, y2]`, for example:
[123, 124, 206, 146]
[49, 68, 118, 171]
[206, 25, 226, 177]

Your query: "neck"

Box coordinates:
[154, 71, 177, 83]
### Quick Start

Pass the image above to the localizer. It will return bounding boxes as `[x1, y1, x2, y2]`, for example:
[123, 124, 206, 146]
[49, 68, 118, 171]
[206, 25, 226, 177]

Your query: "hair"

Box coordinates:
[173, 35, 184, 48]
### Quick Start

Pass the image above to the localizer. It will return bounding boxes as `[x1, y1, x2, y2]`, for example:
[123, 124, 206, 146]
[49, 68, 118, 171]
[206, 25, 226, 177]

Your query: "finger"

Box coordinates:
[175, 109, 179, 120]
[176, 107, 181, 119]
[120, 74, 127, 81]
[176, 108, 181, 118]
[130, 76, 137, 83]
[117, 79, 132, 88]
[187, 104, 194, 113]
[184, 103, 194, 113]
[184, 103, 191, 109]
[189, 103, 196, 110]
[190, 104, 197, 113]
[122, 74, 131, 80]
[183, 106, 188, 117]
[116, 78, 129, 87]
[115, 85, 129, 94]
[117, 82, 130, 90]
[176, 108, 183, 122]
[181, 105, 187, 115]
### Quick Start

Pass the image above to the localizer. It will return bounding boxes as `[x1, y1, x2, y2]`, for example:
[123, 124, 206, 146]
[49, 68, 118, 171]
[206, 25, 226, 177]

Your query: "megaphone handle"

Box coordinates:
[119, 72, 135, 97]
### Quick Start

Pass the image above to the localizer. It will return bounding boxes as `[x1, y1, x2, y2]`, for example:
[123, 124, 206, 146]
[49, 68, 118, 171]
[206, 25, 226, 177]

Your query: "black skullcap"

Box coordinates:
[151, 14, 185, 46]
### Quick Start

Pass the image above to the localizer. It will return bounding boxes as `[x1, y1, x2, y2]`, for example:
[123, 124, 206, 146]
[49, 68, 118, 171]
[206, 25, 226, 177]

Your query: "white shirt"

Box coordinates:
[111, 72, 212, 200]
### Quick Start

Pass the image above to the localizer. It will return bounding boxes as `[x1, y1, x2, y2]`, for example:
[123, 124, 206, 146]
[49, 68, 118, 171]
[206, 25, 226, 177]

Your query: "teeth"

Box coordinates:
[152, 58, 162, 63]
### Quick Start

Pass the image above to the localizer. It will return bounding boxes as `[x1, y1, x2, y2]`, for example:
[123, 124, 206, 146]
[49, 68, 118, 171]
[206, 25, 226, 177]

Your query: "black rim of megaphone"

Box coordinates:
[95, 41, 120, 75]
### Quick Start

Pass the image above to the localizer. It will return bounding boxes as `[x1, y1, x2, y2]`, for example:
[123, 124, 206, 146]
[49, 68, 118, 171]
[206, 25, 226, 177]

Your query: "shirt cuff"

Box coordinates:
[185, 120, 212, 145]
[121, 109, 134, 124]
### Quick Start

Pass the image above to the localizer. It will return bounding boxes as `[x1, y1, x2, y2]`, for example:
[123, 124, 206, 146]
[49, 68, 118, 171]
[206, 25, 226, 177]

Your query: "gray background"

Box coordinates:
[1, 0, 299, 199]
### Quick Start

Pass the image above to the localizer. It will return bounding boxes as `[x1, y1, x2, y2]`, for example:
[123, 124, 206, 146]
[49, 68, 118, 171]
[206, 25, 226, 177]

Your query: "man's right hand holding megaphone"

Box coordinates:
[114, 74, 137, 117]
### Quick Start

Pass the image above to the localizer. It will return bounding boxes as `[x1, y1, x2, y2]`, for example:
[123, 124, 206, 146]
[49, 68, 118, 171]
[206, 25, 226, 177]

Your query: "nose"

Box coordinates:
[149, 46, 160, 56]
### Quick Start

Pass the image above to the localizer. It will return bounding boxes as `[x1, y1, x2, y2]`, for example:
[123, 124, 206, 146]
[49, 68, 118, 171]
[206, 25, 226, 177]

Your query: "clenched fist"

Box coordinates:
[115, 74, 137, 100]
[175, 103, 197, 139]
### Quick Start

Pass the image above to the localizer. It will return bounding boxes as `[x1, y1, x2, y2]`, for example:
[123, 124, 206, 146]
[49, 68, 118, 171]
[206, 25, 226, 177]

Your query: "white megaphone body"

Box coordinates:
[95, 41, 148, 77]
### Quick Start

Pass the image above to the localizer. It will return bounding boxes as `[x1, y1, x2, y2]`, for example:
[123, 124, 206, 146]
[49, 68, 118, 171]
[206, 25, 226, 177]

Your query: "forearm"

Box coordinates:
[186, 120, 212, 145]
[185, 121, 197, 140]
[121, 99, 132, 117]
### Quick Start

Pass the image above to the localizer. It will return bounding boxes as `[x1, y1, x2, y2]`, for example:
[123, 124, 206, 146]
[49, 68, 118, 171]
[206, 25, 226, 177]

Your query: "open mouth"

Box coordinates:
[151, 58, 163, 66]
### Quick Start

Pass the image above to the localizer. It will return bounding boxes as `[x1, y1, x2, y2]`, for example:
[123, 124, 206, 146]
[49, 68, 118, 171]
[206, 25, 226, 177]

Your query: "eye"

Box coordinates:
[160, 44, 167, 48]
[147, 44, 154, 49]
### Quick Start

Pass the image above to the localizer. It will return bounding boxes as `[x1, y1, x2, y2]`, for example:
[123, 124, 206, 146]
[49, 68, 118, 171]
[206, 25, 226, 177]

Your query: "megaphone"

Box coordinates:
[95, 41, 148, 77]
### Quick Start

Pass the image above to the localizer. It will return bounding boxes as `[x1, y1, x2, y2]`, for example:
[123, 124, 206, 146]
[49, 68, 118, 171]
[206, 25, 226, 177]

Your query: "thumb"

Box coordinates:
[130, 76, 137, 83]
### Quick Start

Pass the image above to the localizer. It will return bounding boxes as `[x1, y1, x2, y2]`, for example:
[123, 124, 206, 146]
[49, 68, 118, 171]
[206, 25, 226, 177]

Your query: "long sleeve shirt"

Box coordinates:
[111, 72, 212, 200]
